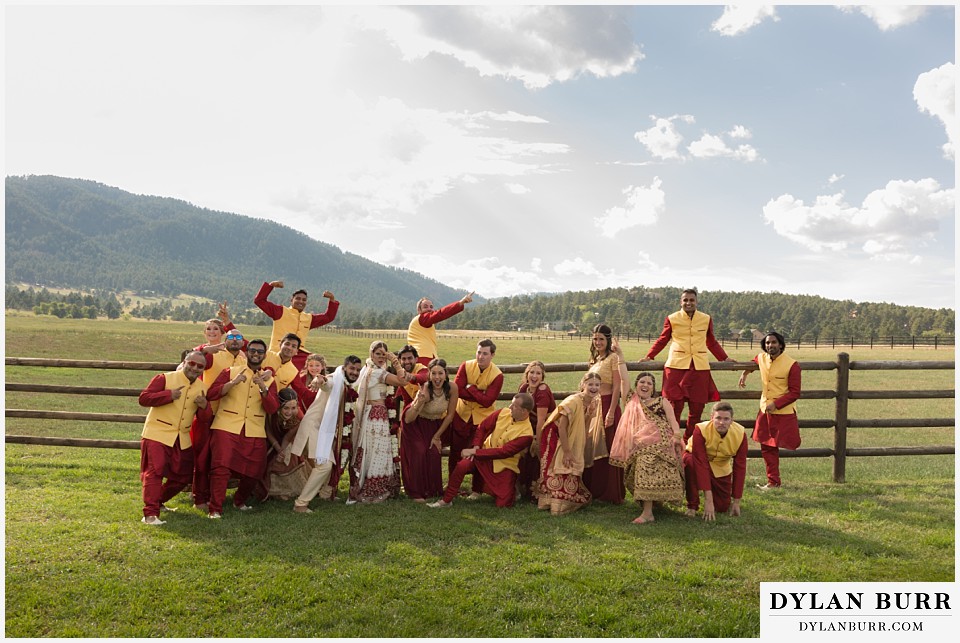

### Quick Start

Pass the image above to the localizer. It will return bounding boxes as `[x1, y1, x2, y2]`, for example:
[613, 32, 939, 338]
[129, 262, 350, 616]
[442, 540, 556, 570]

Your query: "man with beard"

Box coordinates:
[738, 331, 801, 489]
[290, 355, 364, 512]
[449, 339, 503, 489]
[254, 279, 339, 371]
[191, 329, 249, 511]
[137, 351, 211, 524]
[205, 339, 280, 518]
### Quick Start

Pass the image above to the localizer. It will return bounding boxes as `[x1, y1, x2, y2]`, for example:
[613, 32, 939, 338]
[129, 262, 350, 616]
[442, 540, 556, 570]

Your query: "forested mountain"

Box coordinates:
[5, 175, 953, 338]
[442, 287, 955, 340]
[4, 175, 469, 314]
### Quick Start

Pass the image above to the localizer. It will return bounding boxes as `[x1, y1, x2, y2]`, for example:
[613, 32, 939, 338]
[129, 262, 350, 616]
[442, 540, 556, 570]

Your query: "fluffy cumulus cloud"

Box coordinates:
[554, 257, 604, 278]
[636, 115, 760, 162]
[913, 62, 956, 159]
[594, 177, 665, 237]
[837, 5, 928, 31]
[762, 178, 955, 258]
[365, 5, 644, 89]
[711, 5, 778, 36]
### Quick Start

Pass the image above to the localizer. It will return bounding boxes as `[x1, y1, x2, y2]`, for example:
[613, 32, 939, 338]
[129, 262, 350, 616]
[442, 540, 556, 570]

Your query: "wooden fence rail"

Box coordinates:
[5, 353, 954, 483]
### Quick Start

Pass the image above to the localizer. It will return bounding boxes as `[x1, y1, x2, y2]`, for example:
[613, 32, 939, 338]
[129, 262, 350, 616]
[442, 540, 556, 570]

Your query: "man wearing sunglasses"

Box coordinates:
[190, 329, 248, 511]
[205, 339, 280, 519]
[254, 279, 339, 371]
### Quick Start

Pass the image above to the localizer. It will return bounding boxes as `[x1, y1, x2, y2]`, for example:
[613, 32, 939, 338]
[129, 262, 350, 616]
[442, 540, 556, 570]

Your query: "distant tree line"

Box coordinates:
[8, 283, 953, 341]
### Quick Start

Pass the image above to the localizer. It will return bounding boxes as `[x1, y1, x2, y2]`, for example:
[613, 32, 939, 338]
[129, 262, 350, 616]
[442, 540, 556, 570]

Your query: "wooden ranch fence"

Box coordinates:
[5, 354, 954, 483]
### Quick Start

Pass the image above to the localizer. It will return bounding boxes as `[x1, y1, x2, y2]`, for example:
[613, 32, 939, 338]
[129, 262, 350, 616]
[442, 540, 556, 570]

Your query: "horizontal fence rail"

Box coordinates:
[5, 353, 954, 483]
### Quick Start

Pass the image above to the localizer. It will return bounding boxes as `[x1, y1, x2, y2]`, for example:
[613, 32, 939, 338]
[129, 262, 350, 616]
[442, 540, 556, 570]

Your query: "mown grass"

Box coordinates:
[4, 315, 955, 637]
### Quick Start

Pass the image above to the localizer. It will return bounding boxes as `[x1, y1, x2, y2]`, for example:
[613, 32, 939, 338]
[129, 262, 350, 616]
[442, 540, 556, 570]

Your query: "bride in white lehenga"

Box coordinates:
[349, 341, 409, 503]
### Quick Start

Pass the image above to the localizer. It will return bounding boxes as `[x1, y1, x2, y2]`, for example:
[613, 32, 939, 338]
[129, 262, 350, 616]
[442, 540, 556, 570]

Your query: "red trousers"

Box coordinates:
[442, 458, 517, 507]
[760, 444, 781, 487]
[140, 437, 193, 517]
[682, 451, 733, 513]
[190, 414, 213, 505]
[208, 428, 267, 514]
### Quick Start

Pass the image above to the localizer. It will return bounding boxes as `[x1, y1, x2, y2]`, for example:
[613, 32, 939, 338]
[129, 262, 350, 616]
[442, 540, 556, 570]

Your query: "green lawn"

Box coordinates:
[4, 315, 955, 637]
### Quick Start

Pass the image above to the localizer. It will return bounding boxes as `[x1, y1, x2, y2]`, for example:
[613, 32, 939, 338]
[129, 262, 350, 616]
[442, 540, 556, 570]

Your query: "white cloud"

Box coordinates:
[554, 257, 604, 278]
[828, 173, 845, 185]
[634, 114, 693, 160]
[530, 258, 542, 273]
[594, 177, 666, 237]
[913, 62, 956, 159]
[762, 178, 955, 257]
[363, 5, 644, 89]
[837, 5, 928, 31]
[711, 5, 778, 37]
[374, 239, 404, 265]
[688, 134, 760, 162]
[728, 125, 752, 139]
[505, 183, 531, 195]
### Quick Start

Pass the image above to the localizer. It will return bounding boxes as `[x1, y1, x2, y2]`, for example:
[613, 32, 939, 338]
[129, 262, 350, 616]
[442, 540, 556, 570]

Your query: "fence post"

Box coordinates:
[833, 352, 850, 484]
[935, 336, 939, 350]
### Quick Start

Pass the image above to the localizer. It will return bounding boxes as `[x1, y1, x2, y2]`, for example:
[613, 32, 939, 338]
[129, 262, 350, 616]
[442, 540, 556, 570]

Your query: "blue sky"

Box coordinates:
[5, 4, 955, 308]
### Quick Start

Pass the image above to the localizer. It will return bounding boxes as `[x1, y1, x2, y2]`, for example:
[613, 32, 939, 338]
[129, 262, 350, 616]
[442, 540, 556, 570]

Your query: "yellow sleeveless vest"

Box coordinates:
[484, 410, 534, 474]
[758, 353, 797, 414]
[455, 360, 502, 423]
[211, 366, 273, 438]
[141, 370, 206, 448]
[205, 349, 246, 415]
[665, 310, 713, 370]
[407, 315, 438, 359]
[401, 363, 427, 400]
[687, 420, 745, 478]
[263, 351, 299, 391]
[269, 306, 313, 353]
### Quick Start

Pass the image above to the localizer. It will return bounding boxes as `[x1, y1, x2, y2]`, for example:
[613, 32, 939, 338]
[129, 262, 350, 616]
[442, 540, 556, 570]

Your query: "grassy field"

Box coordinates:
[4, 315, 956, 637]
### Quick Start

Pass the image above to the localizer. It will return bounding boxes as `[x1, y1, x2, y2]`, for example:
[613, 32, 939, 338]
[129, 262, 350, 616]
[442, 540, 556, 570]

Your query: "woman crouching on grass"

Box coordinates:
[537, 372, 602, 516]
[403, 358, 458, 502]
[609, 372, 685, 524]
[256, 388, 312, 502]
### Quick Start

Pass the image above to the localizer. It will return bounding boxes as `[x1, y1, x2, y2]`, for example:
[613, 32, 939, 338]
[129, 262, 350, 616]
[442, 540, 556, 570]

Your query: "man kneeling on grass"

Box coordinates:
[683, 401, 747, 522]
[429, 393, 534, 509]
[138, 351, 211, 525]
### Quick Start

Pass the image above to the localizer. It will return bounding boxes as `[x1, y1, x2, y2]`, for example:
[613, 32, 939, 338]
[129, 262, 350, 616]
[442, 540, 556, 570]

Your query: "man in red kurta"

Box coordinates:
[450, 339, 504, 480]
[738, 331, 801, 489]
[683, 402, 747, 521]
[254, 279, 339, 371]
[645, 288, 734, 440]
[429, 393, 534, 508]
[190, 328, 246, 510]
[138, 351, 211, 524]
[205, 339, 280, 518]
[407, 292, 473, 366]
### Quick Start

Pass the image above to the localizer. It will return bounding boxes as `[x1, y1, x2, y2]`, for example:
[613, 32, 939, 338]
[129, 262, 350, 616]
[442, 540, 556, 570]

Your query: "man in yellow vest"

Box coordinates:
[263, 332, 302, 392]
[190, 328, 247, 511]
[254, 279, 339, 371]
[205, 339, 280, 519]
[138, 350, 211, 525]
[407, 292, 474, 366]
[683, 402, 747, 521]
[429, 393, 534, 508]
[738, 331, 801, 489]
[645, 288, 734, 440]
[450, 339, 504, 482]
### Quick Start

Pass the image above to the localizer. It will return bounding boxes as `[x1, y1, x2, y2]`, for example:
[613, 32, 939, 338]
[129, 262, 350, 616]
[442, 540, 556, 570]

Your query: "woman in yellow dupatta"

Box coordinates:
[537, 372, 603, 515]
[610, 371, 685, 524]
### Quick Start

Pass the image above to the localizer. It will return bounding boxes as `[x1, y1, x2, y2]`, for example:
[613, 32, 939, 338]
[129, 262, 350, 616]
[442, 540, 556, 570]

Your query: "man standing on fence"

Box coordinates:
[738, 331, 801, 489]
[429, 393, 534, 508]
[137, 350, 211, 525]
[407, 292, 474, 366]
[450, 339, 503, 488]
[205, 339, 280, 519]
[683, 402, 747, 521]
[254, 279, 339, 371]
[644, 288, 734, 440]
